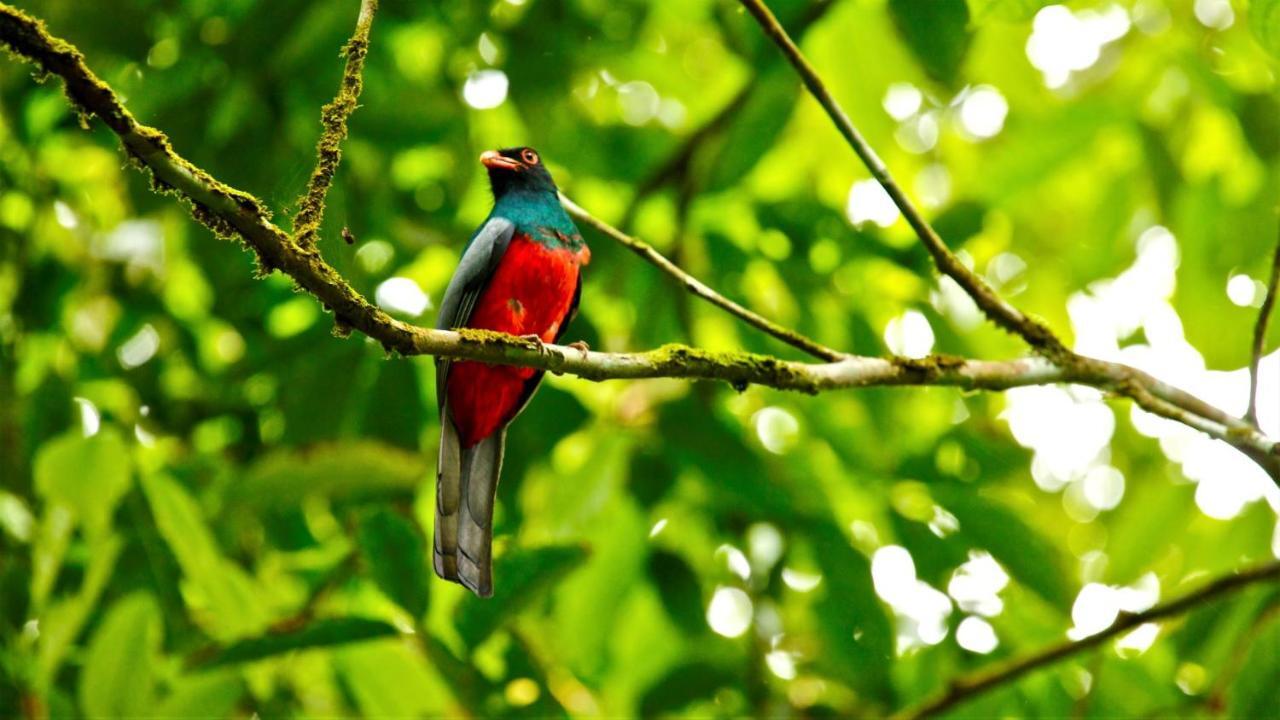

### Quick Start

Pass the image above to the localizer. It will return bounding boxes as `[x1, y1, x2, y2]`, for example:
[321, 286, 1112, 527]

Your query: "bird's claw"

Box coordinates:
[567, 340, 590, 359]
[518, 333, 547, 354]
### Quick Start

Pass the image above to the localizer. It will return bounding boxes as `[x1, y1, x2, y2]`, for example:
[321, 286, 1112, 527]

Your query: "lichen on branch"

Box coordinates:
[0, 1, 1275, 481]
[290, 0, 378, 249]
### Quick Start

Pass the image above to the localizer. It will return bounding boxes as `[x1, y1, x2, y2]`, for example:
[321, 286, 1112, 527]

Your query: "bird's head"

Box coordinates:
[480, 146, 557, 199]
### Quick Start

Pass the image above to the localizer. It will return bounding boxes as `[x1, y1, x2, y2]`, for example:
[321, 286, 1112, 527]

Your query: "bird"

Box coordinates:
[433, 146, 590, 597]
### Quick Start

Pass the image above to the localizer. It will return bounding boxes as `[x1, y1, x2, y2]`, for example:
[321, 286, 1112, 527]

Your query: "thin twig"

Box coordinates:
[1, 1, 1276, 476]
[562, 194, 846, 361]
[290, 0, 378, 249]
[735, 0, 1280, 481]
[736, 0, 1068, 359]
[1248, 230, 1280, 425]
[892, 561, 1280, 720]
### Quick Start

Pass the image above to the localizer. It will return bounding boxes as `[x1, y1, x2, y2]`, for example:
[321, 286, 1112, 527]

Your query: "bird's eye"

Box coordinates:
[520, 149, 539, 165]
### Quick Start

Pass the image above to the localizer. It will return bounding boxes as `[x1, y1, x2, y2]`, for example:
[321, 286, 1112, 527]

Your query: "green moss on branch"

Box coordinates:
[290, 0, 378, 249]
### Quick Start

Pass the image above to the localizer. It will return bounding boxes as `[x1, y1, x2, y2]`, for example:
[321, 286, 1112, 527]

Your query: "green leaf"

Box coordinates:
[967, 0, 1048, 22]
[152, 671, 242, 720]
[637, 661, 740, 717]
[141, 473, 270, 640]
[647, 550, 705, 637]
[1104, 480, 1194, 584]
[334, 638, 451, 717]
[932, 486, 1076, 612]
[888, 0, 972, 87]
[79, 592, 161, 719]
[810, 521, 895, 702]
[1251, 0, 1280, 59]
[36, 534, 122, 686]
[705, 66, 798, 193]
[1229, 616, 1280, 717]
[455, 545, 588, 647]
[34, 428, 131, 534]
[358, 358, 426, 449]
[358, 509, 429, 618]
[195, 617, 399, 668]
[230, 441, 427, 506]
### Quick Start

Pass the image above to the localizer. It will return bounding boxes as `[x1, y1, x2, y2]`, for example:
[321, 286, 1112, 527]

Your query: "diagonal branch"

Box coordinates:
[560, 195, 846, 361]
[736, 0, 1280, 481]
[290, 0, 378, 249]
[737, 0, 1068, 359]
[892, 561, 1280, 720]
[1248, 229, 1280, 425]
[1, 1, 1276, 477]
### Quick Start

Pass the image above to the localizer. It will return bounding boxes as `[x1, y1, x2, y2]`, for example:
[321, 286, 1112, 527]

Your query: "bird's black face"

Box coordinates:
[481, 146, 558, 198]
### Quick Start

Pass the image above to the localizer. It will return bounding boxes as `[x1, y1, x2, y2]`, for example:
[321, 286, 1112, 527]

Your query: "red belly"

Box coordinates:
[447, 234, 588, 447]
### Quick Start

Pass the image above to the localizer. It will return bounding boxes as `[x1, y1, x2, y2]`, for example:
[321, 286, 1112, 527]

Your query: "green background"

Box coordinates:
[3, 0, 1280, 716]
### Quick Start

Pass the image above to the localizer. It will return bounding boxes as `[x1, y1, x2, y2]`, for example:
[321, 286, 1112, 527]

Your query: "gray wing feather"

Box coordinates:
[435, 216, 516, 332]
[433, 216, 515, 594]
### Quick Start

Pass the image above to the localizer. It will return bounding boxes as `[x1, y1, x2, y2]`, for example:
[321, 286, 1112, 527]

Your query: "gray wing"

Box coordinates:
[435, 216, 516, 408]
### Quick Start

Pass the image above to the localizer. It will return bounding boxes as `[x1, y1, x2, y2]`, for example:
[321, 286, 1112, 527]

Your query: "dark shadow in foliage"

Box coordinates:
[261, 506, 320, 552]
[277, 340, 366, 446]
[358, 508, 429, 619]
[809, 520, 895, 705]
[191, 617, 398, 669]
[888, 510, 968, 588]
[647, 550, 706, 637]
[638, 661, 743, 719]
[227, 441, 426, 507]
[932, 484, 1077, 613]
[705, 64, 798, 193]
[500, 633, 570, 719]
[628, 447, 678, 509]
[358, 359, 425, 450]
[658, 396, 802, 522]
[888, 0, 972, 88]
[501, 384, 591, 529]
[454, 545, 589, 648]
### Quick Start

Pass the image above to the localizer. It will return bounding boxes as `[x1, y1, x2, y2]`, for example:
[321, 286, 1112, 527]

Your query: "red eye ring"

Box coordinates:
[521, 149, 539, 165]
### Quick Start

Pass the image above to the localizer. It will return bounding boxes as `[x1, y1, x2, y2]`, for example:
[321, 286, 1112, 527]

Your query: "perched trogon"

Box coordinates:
[433, 147, 589, 597]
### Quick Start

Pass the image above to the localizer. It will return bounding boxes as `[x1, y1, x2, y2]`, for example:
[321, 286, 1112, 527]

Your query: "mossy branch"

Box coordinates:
[290, 0, 377, 249]
[0, 1, 1275, 478]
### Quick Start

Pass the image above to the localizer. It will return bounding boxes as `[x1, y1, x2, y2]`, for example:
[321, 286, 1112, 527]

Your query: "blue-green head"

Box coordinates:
[481, 146, 558, 199]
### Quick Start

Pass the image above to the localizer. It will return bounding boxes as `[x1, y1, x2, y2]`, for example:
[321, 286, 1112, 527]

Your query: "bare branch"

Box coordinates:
[1248, 229, 1280, 425]
[290, 0, 378, 249]
[892, 561, 1280, 720]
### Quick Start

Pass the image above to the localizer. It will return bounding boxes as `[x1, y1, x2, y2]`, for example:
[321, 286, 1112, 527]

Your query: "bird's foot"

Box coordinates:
[567, 340, 590, 359]
[518, 333, 547, 354]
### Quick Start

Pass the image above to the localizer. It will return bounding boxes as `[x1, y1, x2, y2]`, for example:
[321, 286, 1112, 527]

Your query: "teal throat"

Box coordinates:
[493, 189, 584, 250]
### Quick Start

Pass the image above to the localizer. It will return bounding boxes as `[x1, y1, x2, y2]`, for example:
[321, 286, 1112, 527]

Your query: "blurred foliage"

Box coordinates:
[2, 0, 1280, 717]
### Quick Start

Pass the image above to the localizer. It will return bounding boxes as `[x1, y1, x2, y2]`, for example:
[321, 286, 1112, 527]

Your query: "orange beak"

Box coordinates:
[480, 150, 521, 171]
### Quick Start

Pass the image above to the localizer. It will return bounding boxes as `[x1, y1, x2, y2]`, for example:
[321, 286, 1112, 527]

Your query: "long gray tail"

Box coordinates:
[434, 415, 505, 598]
